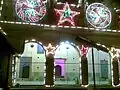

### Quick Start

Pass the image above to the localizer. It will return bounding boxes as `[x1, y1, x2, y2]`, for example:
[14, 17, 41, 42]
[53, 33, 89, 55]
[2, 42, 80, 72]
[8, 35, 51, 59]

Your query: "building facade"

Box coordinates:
[0, 0, 120, 89]
[12, 40, 112, 87]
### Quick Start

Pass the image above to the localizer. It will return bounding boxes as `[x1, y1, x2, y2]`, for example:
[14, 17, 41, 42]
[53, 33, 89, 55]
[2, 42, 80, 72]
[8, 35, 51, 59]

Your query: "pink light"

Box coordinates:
[80, 45, 88, 56]
[55, 59, 65, 76]
[54, 2, 80, 26]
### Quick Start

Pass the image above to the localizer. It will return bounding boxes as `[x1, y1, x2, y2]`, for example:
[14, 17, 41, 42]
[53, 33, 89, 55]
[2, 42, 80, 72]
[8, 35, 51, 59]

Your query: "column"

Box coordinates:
[45, 53, 54, 85]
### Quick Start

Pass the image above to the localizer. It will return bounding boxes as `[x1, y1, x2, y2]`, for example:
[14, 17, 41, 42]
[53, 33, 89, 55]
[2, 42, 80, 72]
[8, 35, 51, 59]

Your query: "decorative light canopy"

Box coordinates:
[86, 3, 111, 29]
[15, 0, 47, 22]
[54, 2, 80, 26]
[80, 45, 88, 56]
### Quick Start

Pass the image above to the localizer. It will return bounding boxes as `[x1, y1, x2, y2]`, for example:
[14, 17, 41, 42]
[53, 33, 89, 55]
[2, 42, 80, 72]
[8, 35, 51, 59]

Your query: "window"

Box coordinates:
[19, 57, 32, 78]
[55, 59, 65, 78]
[22, 66, 30, 78]
[100, 60, 108, 79]
[55, 65, 62, 77]
[37, 44, 44, 54]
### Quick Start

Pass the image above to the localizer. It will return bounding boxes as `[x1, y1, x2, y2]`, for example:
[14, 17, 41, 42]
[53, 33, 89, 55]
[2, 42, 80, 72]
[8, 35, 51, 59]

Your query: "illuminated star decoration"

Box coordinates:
[80, 45, 88, 56]
[110, 47, 119, 59]
[45, 43, 55, 55]
[54, 2, 80, 26]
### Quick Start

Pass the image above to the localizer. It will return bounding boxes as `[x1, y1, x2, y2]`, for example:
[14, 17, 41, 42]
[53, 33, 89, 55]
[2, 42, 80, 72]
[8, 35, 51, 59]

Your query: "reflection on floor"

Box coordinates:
[14, 81, 77, 85]
[14, 81, 44, 85]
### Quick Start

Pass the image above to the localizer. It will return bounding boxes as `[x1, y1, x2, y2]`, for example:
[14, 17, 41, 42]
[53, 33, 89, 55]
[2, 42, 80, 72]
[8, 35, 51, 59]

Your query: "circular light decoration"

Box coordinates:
[86, 3, 111, 28]
[15, 0, 46, 22]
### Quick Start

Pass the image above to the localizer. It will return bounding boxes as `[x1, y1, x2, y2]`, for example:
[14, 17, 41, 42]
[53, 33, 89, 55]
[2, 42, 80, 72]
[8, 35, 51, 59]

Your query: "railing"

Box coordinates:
[54, 63, 81, 85]
[12, 62, 111, 86]
[88, 63, 111, 85]
[13, 62, 45, 85]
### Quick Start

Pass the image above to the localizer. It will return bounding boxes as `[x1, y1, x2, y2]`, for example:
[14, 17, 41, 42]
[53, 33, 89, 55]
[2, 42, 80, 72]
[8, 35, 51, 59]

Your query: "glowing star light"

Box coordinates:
[45, 43, 55, 55]
[80, 45, 88, 56]
[55, 2, 80, 26]
[110, 47, 120, 59]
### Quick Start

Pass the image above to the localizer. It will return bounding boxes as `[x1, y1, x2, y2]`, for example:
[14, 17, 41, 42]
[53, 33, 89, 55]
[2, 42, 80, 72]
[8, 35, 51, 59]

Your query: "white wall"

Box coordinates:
[15, 41, 111, 84]
[87, 47, 111, 82]
[16, 42, 46, 81]
[54, 43, 80, 81]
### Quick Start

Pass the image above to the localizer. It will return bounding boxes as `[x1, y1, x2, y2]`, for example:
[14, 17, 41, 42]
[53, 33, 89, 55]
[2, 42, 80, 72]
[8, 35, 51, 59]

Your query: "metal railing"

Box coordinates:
[12, 62, 111, 85]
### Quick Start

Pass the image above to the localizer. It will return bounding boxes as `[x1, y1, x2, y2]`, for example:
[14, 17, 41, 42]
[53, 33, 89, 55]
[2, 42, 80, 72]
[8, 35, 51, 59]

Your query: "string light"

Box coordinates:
[12, 39, 47, 86]
[12, 39, 111, 87]
[54, 41, 82, 86]
[56, 2, 77, 7]
[81, 84, 89, 87]
[0, 0, 7, 35]
[44, 59, 46, 85]
[1, 0, 120, 87]
[109, 47, 120, 87]
[45, 85, 51, 87]
[0, 27, 7, 35]
[31, 39, 36, 41]
[84, 27, 88, 30]
[71, 26, 76, 28]
[0, 20, 120, 32]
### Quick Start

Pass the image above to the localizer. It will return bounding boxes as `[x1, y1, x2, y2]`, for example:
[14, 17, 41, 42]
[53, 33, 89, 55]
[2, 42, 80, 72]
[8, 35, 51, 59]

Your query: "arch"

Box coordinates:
[21, 40, 46, 57]
[54, 42, 81, 85]
[54, 42, 80, 57]
[14, 39, 46, 85]
[87, 47, 111, 85]
[25, 40, 46, 53]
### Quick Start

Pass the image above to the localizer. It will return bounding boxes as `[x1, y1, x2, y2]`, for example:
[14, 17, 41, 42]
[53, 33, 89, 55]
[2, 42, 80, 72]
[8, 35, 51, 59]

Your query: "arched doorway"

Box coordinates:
[54, 42, 81, 85]
[87, 48, 111, 85]
[55, 65, 62, 77]
[13, 40, 46, 86]
[22, 66, 30, 78]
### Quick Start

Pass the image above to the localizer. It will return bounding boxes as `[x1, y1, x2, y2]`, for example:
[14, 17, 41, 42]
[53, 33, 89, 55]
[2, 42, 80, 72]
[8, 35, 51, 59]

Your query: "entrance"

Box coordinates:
[12, 40, 46, 86]
[54, 42, 81, 85]
[87, 48, 111, 85]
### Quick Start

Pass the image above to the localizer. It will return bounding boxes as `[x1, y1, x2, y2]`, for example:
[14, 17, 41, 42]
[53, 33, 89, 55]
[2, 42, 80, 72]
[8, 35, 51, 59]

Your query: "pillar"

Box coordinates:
[112, 57, 119, 85]
[0, 52, 12, 89]
[45, 53, 54, 85]
[81, 55, 88, 85]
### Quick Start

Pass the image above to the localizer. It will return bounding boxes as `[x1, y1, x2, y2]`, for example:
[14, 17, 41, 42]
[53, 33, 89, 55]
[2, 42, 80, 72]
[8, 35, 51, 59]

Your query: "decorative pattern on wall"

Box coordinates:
[15, 0, 47, 22]
[86, 3, 111, 28]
